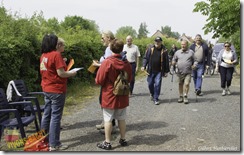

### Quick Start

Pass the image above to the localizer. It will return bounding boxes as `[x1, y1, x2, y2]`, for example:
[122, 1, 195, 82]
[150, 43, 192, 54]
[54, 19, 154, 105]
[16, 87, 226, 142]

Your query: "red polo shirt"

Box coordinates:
[40, 51, 67, 93]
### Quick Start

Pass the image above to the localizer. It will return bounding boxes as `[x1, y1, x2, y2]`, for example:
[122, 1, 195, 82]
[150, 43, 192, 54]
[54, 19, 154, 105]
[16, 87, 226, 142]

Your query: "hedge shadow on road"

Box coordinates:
[61, 120, 102, 131]
[62, 120, 168, 132]
[60, 130, 105, 149]
[126, 121, 168, 131]
[189, 97, 217, 104]
[202, 89, 223, 95]
[60, 120, 169, 150]
[115, 134, 177, 148]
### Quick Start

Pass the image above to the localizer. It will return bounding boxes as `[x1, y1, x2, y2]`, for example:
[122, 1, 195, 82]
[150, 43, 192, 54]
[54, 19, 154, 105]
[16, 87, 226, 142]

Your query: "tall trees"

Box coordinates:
[115, 26, 137, 39]
[161, 25, 180, 39]
[138, 22, 149, 39]
[161, 26, 171, 37]
[61, 15, 99, 32]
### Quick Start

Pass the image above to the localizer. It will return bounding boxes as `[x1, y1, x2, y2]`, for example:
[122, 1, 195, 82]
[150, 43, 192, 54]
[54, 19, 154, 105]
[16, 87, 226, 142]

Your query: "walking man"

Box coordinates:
[123, 35, 141, 95]
[172, 40, 194, 104]
[141, 36, 169, 105]
[189, 34, 209, 96]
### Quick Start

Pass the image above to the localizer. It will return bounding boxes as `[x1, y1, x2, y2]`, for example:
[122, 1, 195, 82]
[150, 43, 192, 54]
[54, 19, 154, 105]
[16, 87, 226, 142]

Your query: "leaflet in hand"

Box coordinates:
[69, 67, 84, 72]
[223, 59, 232, 64]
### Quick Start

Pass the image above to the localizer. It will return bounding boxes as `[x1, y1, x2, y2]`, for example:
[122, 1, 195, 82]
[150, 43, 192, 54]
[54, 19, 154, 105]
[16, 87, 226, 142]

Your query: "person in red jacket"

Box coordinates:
[95, 39, 132, 150]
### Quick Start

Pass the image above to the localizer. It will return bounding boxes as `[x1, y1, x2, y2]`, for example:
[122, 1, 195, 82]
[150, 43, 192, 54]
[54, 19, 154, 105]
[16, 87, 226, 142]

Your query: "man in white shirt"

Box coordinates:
[123, 35, 141, 95]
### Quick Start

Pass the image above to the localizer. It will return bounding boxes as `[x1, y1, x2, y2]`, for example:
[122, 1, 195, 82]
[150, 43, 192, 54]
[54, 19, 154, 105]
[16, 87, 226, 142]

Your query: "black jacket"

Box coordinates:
[142, 45, 169, 76]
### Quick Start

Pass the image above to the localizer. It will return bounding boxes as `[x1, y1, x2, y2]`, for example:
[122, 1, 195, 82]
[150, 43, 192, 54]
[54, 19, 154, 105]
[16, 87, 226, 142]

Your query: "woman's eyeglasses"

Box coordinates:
[225, 45, 230, 47]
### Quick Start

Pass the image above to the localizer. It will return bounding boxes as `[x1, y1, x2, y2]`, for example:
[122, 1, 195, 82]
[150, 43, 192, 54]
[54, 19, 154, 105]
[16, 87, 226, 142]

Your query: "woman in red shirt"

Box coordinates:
[40, 34, 77, 151]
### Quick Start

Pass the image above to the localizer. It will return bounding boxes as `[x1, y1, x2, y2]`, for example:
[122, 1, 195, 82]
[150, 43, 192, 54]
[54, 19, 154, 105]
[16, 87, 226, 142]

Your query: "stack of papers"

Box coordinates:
[223, 59, 232, 64]
[69, 67, 84, 72]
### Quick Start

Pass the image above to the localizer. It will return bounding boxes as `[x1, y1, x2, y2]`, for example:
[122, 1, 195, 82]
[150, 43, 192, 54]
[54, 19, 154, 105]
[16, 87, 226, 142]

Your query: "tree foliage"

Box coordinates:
[193, 0, 240, 39]
[0, 7, 102, 90]
[115, 26, 137, 39]
[60, 16, 99, 32]
[0, 7, 41, 89]
[161, 26, 171, 37]
[138, 22, 149, 39]
[0, 6, 181, 91]
[161, 25, 180, 39]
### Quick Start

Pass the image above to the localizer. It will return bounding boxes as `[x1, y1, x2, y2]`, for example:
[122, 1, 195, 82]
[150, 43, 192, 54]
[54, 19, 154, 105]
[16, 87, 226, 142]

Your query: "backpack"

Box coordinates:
[113, 71, 130, 95]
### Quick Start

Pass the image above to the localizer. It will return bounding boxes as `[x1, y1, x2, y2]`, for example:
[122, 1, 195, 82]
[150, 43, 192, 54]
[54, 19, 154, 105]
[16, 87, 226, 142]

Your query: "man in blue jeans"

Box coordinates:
[190, 34, 209, 96]
[141, 36, 169, 105]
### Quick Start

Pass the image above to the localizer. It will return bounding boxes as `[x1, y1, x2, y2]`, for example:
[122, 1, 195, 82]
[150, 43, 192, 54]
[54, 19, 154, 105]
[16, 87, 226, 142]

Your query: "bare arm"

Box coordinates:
[57, 68, 77, 78]
[136, 57, 140, 72]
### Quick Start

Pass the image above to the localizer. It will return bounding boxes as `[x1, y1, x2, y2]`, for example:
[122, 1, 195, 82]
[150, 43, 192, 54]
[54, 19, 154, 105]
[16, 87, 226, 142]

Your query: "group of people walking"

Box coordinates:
[38, 31, 238, 151]
[141, 34, 210, 105]
[93, 32, 238, 150]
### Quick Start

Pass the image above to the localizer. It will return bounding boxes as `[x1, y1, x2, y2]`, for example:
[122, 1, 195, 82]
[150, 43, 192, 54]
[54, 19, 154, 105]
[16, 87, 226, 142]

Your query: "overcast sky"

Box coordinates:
[1, 0, 237, 43]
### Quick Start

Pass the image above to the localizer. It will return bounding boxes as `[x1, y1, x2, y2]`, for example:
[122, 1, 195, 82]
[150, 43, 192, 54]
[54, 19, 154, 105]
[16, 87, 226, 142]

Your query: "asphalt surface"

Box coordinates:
[60, 73, 241, 152]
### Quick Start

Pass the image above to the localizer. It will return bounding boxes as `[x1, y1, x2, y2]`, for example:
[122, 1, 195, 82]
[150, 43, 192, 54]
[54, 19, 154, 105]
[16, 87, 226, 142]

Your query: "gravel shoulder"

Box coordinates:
[59, 73, 241, 152]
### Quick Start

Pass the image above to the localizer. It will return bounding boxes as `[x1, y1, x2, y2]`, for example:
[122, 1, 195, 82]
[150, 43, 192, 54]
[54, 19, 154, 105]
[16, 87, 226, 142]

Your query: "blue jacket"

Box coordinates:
[142, 45, 169, 76]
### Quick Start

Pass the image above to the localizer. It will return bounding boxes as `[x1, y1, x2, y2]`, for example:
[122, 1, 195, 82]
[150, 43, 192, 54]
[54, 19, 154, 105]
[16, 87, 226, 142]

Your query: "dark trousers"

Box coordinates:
[219, 66, 234, 89]
[130, 62, 136, 94]
[99, 87, 116, 126]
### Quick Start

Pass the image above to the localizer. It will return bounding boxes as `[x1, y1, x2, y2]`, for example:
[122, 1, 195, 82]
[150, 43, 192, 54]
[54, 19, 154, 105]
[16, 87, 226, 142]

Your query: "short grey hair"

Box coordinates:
[57, 38, 65, 46]
[126, 35, 132, 40]
[102, 30, 115, 40]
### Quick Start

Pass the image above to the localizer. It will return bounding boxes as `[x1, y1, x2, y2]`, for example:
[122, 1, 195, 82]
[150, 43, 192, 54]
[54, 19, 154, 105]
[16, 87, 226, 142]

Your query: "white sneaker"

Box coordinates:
[226, 88, 231, 95]
[49, 144, 68, 151]
[154, 100, 159, 105]
[222, 89, 226, 96]
[96, 122, 104, 130]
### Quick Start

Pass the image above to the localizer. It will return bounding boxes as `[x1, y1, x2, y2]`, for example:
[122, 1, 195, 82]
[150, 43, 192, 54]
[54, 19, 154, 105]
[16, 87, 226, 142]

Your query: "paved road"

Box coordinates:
[60, 73, 241, 152]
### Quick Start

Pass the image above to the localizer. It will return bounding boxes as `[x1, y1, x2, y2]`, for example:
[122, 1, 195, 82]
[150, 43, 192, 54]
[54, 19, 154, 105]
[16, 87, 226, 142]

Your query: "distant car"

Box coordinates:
[212, 43, 236, 62]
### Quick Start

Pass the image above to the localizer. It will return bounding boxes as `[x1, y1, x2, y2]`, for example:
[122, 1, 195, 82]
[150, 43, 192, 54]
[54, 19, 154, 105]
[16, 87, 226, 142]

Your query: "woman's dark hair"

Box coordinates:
[41, 34, 58, 53]
[110, 39, 124, 54]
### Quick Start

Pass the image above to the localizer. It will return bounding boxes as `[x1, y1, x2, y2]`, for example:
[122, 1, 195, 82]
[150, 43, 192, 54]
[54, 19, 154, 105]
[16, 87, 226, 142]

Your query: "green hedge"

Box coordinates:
[0, 6, 180, 92]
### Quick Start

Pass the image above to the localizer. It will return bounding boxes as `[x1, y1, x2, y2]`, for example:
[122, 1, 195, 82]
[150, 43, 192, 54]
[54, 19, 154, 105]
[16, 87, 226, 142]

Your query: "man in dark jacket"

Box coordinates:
[189, 34, 209, 96]
[141, 36, 169, 105]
